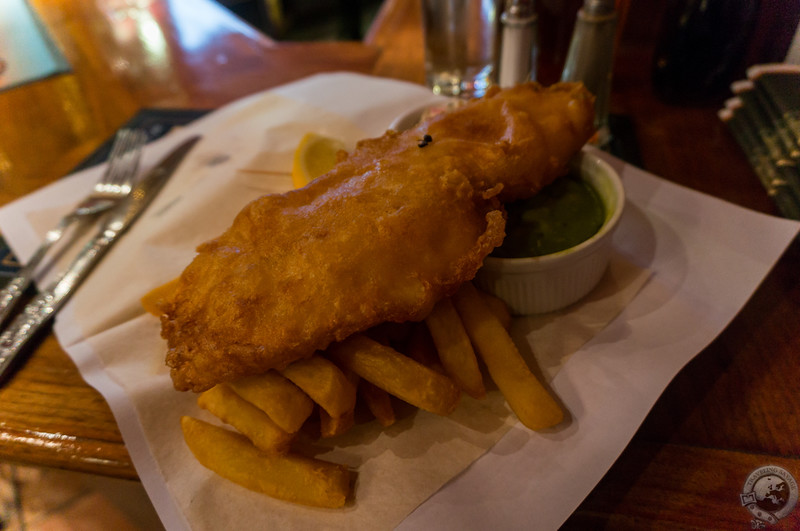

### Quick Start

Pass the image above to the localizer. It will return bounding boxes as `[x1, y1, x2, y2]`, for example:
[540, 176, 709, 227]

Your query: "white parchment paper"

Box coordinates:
[1, 73, 797, 530]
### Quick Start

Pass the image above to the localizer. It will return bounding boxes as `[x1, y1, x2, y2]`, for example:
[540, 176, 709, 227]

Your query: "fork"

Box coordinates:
[0, 128, 147, 326]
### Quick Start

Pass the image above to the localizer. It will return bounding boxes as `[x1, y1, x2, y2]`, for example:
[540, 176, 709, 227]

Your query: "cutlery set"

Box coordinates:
[0, 131, 200, 381]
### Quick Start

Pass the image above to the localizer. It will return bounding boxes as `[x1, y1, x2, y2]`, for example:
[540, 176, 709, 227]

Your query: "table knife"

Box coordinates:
[0, 135, 201, 381]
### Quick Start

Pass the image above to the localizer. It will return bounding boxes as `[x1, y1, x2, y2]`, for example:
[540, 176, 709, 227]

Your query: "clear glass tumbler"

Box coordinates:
[421, 0, 502, 98]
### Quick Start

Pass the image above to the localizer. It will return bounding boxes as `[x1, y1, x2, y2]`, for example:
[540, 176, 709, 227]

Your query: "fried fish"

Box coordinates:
[163, 82, 595, 392]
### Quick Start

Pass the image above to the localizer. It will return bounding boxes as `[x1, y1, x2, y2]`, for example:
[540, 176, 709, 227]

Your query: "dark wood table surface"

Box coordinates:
[2, 0, 799, 528]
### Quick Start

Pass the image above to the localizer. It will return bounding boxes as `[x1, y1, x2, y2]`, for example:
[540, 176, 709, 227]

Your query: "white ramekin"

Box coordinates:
[474, 149, 625, 315]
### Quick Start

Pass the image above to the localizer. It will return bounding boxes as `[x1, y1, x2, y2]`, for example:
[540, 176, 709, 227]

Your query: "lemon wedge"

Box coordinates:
[291, 133, 346, 188]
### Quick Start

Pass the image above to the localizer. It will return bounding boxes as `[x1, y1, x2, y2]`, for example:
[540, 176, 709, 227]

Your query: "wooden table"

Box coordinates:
[2, 0, 799, 528]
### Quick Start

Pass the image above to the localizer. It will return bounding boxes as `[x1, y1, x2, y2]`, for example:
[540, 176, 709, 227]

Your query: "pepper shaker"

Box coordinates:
[560, 0, 617, 147]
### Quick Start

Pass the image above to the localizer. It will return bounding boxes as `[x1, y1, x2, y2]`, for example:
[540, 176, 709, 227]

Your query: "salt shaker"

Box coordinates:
[560, 0, 617, 147]
[498, 0, 538, 87]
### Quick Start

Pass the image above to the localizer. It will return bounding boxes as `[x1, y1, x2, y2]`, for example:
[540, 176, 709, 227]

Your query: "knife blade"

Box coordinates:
[0, 135, 201, 381]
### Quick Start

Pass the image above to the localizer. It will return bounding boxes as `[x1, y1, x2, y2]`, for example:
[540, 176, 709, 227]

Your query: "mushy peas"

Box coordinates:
[492, 172, 605, 258]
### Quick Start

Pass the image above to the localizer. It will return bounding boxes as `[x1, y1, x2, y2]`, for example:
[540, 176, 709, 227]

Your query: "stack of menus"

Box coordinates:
[719, 64, 800, 220]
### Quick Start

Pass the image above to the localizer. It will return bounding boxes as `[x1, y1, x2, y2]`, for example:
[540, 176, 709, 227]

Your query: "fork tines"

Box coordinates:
[99, 128, 148, 195]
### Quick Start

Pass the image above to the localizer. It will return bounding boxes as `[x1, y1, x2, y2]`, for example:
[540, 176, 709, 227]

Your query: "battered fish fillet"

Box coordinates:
[163, 82, 595, 392]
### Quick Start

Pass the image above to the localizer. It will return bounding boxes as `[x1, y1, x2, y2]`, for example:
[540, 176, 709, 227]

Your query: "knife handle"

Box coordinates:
[0, 215, 76, 327]
[0, 229, 114, 380]
[0, 276, 30, 326]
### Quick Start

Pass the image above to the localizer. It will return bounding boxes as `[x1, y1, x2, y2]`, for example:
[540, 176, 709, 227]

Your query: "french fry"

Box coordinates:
[181, 416, 351, 508]
[140, 277, 180, 316]
[229, 371, 314, 434]
[328, 334, 460, 416]
[320, 408, 355, 438]
[319, 368, 358, 438]
[452, 282, 564, 430]
[480, 290, 512, 330]
[280, 355, 357, 418]
[425, 298, 486, 399]
[359, 380, 396, 427]
[197, 384, 293, 454]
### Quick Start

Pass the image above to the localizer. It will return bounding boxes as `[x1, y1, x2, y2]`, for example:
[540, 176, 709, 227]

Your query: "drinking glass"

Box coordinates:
[421, 0, 502, 98]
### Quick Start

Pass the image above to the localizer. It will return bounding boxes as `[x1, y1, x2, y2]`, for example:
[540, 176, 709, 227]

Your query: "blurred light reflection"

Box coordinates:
[137, 11, 168, 64]
[102, 1, 168, 70]
[166, 0, 257, 52]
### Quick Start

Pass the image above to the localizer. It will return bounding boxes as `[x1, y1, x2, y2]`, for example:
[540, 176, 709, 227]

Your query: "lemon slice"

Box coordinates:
[291, 133, 346, 188]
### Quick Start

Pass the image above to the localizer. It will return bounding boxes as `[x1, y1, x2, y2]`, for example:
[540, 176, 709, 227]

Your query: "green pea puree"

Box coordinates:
[492, 172, 605, 258]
